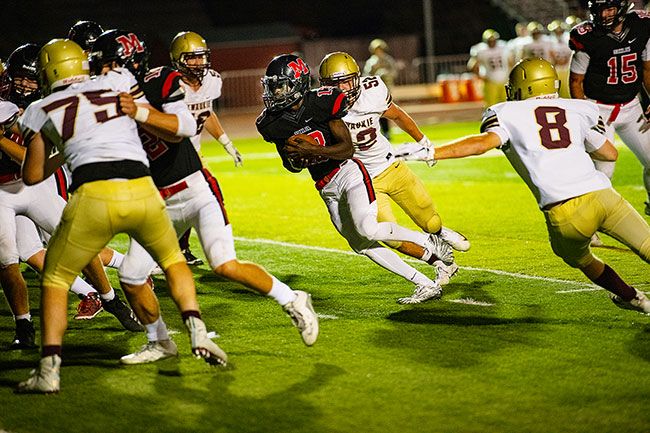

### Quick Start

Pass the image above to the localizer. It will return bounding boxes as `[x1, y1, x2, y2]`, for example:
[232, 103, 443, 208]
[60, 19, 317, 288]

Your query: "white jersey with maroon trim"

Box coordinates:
[481, 97, 611, 208]
[19, 68, 148, 172]
[343, 75, 394, 178]
[474, 43, 511, 83]
[179, 69, 222, 151]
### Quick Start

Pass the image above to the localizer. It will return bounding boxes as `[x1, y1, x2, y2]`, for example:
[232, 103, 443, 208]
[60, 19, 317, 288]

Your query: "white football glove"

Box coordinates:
[638, 111, 650, 133]
[218, 133, 243, 167]
[418, 136, 437, 167]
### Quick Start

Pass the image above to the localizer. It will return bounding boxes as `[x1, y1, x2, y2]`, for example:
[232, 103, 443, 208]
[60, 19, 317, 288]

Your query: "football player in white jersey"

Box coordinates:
[319, 52, 470, 290]
[430, 58, 650, 314]
[16, 39, 227, 394]
[521, 22, 554, 63]
[170, 31, 242, 265]
[468, 29, 512, 108]
[547, 20, 573, 98]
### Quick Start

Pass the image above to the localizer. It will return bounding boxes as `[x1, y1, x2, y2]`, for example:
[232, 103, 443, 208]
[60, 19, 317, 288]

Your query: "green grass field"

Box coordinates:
[1, 121, 649, 433]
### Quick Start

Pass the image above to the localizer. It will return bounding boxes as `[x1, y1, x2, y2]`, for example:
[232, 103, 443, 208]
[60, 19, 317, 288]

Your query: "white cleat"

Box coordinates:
[283, 290, 319, 346]
[440, 227, 471, 252]
[184, 316, 228, 366]
[397, 283, 443, 304]
[424, 233, 455, 266]
[609, 290, 650, 315]
[16, 355, 61, 394]
[120, 340, 178, 365]
[434, 260, 459, 286]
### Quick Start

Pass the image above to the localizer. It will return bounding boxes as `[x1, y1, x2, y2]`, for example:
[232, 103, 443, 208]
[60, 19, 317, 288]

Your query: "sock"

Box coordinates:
[15, 313, 31, 322]
[145, 318, 161, 342]
[157, 316, 170, 341]
[363, 246, 434, 285]
[420, 248, 435, 264]
[107, 251, 124, 269]
[592, 264, 637, 301]
[268, 276, 297, 306]
[99, 288, 116, 302]
[42, 345, 62, 357]
[181, 310, 201, 321]
[70, 277, 95, 297]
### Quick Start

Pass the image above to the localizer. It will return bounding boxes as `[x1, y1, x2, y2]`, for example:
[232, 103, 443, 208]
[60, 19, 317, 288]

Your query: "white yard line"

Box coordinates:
[234, 236, 602, 294]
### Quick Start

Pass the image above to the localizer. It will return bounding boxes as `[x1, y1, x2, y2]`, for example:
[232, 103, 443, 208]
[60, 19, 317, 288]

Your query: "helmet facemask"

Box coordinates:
[318, 52, 361, 108]
[261, 75, 306, 111]
[321, 74, 360, 107]
[176, 51, 210, 84]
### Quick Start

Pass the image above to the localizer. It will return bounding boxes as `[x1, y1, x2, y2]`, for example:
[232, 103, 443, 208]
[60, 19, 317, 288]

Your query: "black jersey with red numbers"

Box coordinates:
[255, 87, 348, 183]
[138, 66, 203, 187]
[569, 10, 650, 103]
[0, 131, 23, 180]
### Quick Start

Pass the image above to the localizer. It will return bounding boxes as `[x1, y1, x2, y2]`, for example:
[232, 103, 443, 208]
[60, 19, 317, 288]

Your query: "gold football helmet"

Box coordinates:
[169, 31, 210, 83]
[482, 29, 500, 44]
[369, 38, 388, 53]
[38, 39, 89, 95]
[564, 15, 583, 29]
[547, 19, 566, 33]
[505, 58, 559, 101]
[319, 52, 361, 106]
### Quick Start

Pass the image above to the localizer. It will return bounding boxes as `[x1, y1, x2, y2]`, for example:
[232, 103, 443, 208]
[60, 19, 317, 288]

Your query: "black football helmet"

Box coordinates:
[5, 43, 41, 108]
[588, 0, 630, 29]
[90, 29, 149, 79]
[261, 54, 311, 111]
[68, 20, 104, 52]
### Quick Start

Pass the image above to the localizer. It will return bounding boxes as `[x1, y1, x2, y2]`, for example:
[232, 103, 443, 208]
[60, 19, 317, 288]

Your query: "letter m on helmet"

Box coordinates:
[287, 58, 309, 78]
[115, 33, 144, 57]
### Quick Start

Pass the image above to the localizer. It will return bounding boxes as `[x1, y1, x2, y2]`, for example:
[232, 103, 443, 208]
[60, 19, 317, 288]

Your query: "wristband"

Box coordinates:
[217, 133, 232, 146]
[134, 106, 150, 123]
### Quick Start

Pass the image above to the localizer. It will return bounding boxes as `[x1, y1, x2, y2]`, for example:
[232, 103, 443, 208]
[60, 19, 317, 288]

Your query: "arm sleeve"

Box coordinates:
[161, 99, 197, 137]
[570, 51, 590, 74]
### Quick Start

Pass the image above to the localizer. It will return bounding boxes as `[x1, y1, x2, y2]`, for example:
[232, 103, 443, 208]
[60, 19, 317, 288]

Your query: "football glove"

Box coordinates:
[418, 136, 437, 167]
[218, 133, 243, 167]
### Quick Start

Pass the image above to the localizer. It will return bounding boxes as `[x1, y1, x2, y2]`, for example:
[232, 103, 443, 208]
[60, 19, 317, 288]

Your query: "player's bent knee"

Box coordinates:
[213, 259, 240, 279]
[422, 214, 442, 234]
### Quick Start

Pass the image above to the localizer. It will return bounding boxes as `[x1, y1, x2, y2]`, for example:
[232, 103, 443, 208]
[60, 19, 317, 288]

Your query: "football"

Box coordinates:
[286, 133, 318, 146]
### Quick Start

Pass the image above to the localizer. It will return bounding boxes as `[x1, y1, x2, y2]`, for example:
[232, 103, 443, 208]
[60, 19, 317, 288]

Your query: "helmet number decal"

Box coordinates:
[606, 53, 638, 85]
[535, 107, 571, 149]
[41, 90, 123, 142]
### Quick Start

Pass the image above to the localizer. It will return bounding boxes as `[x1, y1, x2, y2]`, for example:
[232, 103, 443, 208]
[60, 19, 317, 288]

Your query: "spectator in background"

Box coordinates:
[468, 29, 511, 108]
[363, 39, 398, 140]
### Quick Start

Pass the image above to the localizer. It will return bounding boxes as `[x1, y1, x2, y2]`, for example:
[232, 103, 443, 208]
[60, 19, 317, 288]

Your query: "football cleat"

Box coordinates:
[609, 290, 650, 315]
[397, 283, 443, 304]
[183, 249, 204, 266]
[439, 227, 471, 252]
[120, 340, 178, 365]
[423, 233, 454, 266]
[184, 316, 227, 366]
[16, 355, 61, 394]
[10, 318, 36, 349]
[74, 292, 103, 320]
[102, 295, 145, 332]
[283, 290, 319, 346]
[434, 260, 459, 286]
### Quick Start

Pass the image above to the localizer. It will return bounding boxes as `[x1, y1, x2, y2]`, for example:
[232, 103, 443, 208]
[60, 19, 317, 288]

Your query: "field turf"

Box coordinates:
[1, 121, 649, 433]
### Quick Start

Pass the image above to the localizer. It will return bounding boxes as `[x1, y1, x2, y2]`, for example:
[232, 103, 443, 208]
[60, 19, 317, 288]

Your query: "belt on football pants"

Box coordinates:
[0, 172, 20, 184]
[596, 99, 633, 124]
[159, 181, 188, 199]
[542, 198, 571, 211]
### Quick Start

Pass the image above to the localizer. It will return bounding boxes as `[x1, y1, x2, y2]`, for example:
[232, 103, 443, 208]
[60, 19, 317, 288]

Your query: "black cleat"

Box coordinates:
[183, 249, 203, 266]
[102, 295, 144, 332]
[10, 318, 37, 349]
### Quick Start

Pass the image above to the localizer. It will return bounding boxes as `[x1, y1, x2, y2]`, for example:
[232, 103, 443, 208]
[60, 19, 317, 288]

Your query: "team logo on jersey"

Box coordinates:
[288, 59, 309, 78]
[115, 33, 145, 57]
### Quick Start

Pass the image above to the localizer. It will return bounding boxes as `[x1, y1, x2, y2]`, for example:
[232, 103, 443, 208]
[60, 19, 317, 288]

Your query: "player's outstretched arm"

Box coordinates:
[118, 92, 194, 143]
[383, 102, 424, 142]
[204, 112, 242, 167]
[434, 132, 502, 161]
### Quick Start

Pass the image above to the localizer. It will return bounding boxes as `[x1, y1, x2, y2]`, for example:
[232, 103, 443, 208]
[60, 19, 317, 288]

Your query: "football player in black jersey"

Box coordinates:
[256, 54, 454, 304]
[94, 32, 319, 361]
[569, 0, 650, 216]
[67, 20, 104, 55]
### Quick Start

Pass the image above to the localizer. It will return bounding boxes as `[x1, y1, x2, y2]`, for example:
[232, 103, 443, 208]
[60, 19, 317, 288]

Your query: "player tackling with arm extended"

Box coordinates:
[256, 54, 454, 304]
[318, 51, 470, 287]
[431, 58, 650, 314]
